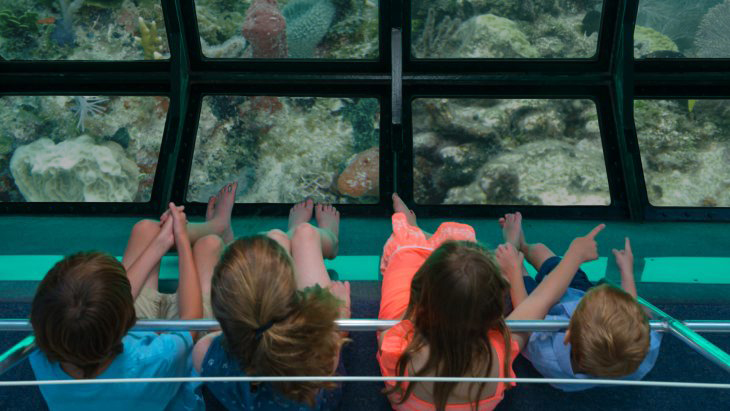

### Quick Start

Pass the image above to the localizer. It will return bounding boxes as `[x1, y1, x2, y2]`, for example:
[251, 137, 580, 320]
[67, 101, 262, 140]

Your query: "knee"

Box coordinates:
[266, 229, 290, 251]
[291, 223, 320, 246]
[193, 234, 224, 255]
[131, 219, 160, 238]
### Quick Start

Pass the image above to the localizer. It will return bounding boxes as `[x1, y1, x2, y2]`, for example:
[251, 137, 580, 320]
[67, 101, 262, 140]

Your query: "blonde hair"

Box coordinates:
[389, 241, 512, 411]
[31, 252, 136, 379]
[568, 284, 650, 377]
[211, 235, 344, 406]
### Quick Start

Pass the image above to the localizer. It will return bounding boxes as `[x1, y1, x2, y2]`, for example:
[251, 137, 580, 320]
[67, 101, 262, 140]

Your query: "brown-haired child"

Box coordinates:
[29, 182, 238, 411]
[500, 212, 662, 391]
[191, 199, 350, 410]
[377, 194, 604, 411]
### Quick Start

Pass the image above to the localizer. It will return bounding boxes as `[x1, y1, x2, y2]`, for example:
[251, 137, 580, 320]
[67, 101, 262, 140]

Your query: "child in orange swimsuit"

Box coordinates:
[377, 194, 605, 411]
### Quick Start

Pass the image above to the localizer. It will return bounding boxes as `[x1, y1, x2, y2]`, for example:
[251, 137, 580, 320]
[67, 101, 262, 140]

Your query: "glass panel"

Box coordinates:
[635, 0, 729, 59]
[410, 0, 603, 59]
[412, 98, 610, 205]
[635, 99, 730, 207]
[188, 96, 380, 203]
[0, 0, 169, 60]
[194, 0, 378, 59]
[0, 95, 168, 202]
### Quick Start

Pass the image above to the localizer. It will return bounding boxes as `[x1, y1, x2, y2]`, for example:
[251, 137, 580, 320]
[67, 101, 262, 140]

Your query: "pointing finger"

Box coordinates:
[624, 237, 631, 253]
[586, 223, 606, 239]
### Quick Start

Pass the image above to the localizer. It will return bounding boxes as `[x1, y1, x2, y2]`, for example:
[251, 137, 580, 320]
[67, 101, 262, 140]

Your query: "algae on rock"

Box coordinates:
[9, 136, 139, 202]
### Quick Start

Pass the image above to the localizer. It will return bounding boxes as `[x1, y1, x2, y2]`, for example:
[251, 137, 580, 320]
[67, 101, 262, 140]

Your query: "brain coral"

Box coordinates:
[283, 0, 335, 58]
[9, 136, 140, 202]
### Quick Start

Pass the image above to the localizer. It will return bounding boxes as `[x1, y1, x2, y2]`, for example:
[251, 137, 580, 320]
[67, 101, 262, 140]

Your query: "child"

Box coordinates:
[377, 194, 604, 411]
[29, 202, 206, 411]
[500, 212, 662, 391]
[192, 199, 351, 411]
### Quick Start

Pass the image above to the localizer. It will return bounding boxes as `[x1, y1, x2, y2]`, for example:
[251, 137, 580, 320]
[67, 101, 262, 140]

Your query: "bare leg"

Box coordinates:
[161, 183, 237, 245]
[192, 234, 224, 305]
[266, 229, 291, 255]
[121, 219, 166, 293]
[285, 199, 339, 289]
[499, 213, 555, 271]
[315, 204, 339, 260]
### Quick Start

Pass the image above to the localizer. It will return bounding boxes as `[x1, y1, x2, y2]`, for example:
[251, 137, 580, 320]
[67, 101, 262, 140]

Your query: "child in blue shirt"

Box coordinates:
[29, 183, 238, 410]
[499, 212, 662, 391]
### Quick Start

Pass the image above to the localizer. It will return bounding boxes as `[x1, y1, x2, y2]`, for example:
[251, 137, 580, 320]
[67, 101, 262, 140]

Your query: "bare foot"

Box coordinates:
[288, 198, 314, 231]
[315, 203, 340, 259]
[392, 193, 417, 227]
[499, 212, 526, 251]
[207, 182, 237, 244]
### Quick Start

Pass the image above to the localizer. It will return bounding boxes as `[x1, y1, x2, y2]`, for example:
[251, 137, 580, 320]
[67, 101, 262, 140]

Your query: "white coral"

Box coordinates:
[9, 136, 139, 202]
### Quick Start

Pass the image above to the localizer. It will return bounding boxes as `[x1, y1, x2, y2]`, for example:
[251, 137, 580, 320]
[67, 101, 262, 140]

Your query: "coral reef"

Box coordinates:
[200, 35, 247, 58]
[695, 0, 730, 58]
[336, 146, 378, 198]
[282, 0, 335, 58]
[634, 25, 678, 58]
[71, 96, 108, 132]
[9, 136, 140, 202]
[412, 8, 461, 58]
[242, 0, 288, 58]
[135, 17, 165, 60]
[637, 0, 720, 53]
[451, 14, 539, 58]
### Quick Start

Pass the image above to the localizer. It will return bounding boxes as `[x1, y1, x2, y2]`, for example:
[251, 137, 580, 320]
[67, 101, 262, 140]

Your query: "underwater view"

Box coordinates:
[0, 0, 169, 60]
[412, 98, 610, 206]
[187, 96, 380, 204]
[194, 0, 378, 59]
[635, 0, 730, 58]
[411, 0, 604, 59]
[635, 99, 730, 207]
[0, 95, 168, 202]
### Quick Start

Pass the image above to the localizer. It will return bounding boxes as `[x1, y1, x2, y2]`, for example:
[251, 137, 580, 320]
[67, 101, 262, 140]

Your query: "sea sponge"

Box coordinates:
[242, 0, 288, 58]
[9, 136, 140, 202]
[283, 0, 335, 58]
[336, 146, 379, 198]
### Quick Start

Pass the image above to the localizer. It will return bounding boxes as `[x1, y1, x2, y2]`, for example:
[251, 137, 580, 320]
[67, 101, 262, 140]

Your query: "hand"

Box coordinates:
[566, 224, 605, 263]
[612, 237, 634, 275]
[160, 205, 184, 225]
[168, 202, 189, 242]
[495, 243, 524, 280]
[328, 281, 351, 319]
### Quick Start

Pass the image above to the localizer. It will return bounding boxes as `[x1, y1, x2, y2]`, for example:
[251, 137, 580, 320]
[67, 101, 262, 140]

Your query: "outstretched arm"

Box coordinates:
[507, 224, 605, 349]
[170, 203, 203, 339]
[613, 237, 637, 298]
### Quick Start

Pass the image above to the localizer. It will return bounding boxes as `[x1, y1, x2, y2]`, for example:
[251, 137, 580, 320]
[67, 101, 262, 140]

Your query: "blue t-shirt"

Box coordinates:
[202, 335, 342, 411]
[523, 288, 663, 392]
[30, 331, 203, 411]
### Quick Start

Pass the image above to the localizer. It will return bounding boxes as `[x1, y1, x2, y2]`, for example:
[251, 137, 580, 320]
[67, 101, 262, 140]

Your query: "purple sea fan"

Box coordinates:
[71, 96, 108, 132]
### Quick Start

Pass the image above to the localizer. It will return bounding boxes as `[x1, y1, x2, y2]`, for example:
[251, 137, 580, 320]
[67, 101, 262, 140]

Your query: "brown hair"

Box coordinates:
[30, 252, 136, 379]
[388, 241, 512, 411]
[211, 235, 344, 406]
[568, 284, 650, 377]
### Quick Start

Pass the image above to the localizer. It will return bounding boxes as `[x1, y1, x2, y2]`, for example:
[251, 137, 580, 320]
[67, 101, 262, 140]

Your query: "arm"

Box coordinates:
[192, 331, 221, 374]
[495, 243, 528, 308]
[613, 237, 637, 298]
[170, 203, 203, 339]
[124, 220, 173, 299]
[507, 224, 605, 349]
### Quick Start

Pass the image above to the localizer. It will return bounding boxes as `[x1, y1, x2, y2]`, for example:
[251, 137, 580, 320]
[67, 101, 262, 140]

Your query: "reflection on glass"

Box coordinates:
[635, 99, 730, 207]
[635, 0, 730, 59]
[194, 0, 378, 59]
[188, 96, 380, 204]
[412, 98, 609, 205]
[0, 0, 169, 60]
[410, 0, 603, 59]
[0, 95, 169, 202]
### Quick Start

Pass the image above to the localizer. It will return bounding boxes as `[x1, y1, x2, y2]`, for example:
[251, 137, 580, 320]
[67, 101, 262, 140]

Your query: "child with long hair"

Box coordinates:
[192, 199, 350, 410]
[377, 194, 604, 411]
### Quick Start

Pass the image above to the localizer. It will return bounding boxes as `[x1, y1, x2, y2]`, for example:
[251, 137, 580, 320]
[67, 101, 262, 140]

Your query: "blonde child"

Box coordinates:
[500, 212, 661, 391]
[377, 194, 604, 411]
[192, 199, 350, 410]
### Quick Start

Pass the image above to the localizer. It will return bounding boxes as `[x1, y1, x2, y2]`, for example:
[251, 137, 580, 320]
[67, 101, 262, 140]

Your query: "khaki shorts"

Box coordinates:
[134, 287, 213, 319]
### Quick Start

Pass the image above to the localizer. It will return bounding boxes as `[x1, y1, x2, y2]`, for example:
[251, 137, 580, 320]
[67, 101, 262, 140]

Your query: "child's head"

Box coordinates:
[211, 235, 343, 406]
[31, 252, 136, 378]
[396, 241, 511, 410]
[567, 284, 650, 377]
